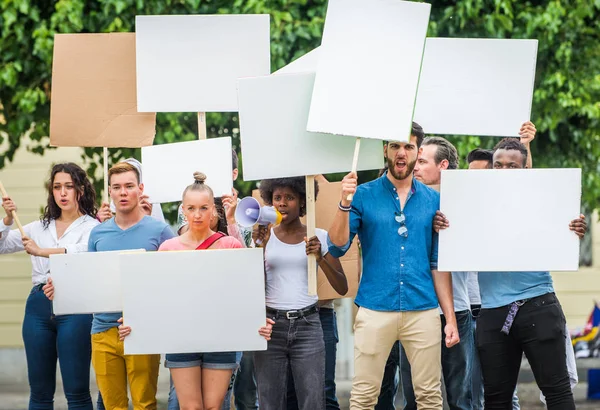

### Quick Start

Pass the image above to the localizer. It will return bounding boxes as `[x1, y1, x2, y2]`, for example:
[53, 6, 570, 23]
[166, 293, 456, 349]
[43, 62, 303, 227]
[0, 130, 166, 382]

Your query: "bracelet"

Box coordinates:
[338, 201, 352, 212]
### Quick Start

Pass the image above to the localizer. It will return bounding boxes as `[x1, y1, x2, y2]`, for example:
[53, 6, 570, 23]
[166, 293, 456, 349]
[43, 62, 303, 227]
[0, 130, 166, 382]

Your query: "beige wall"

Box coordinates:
[554, 212, 600, 329]
[0, 138, 83, 347]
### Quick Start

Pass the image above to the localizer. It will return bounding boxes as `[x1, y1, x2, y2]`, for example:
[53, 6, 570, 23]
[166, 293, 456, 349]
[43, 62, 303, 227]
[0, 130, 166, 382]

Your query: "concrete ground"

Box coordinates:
[1, 380, 599, 410]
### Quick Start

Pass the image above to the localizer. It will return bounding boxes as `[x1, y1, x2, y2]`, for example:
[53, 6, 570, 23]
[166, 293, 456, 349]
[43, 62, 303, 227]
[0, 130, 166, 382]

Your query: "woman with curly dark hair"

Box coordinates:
[0, 162, 99, 409]
[252, 176, 348, 410]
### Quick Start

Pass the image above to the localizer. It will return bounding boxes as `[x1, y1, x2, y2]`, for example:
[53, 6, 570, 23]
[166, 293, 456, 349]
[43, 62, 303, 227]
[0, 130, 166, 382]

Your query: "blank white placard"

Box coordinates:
[50, 250, 145, 315]
[238, 73, 383, 180]
[142, 137, 233, 203]
[121, 249, 267, 355]
[438, 169, 581, 272]
[135, 15, 270, 112]
[307, 0, 430, 141]
[414, 38, 538, 137]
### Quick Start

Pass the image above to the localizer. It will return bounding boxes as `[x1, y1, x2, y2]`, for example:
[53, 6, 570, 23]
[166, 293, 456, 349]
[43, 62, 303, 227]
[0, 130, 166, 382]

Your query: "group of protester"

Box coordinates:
[0, 120, 586, 410]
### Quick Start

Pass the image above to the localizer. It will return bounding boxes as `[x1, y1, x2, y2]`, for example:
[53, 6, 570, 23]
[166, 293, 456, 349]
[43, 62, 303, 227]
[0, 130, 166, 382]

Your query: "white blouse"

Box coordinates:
[0, 215, 99, 285]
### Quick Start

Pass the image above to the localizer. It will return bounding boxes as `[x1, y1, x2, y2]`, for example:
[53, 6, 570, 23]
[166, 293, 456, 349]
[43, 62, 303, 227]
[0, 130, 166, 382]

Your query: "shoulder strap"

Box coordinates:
[196, 232, 226, 250]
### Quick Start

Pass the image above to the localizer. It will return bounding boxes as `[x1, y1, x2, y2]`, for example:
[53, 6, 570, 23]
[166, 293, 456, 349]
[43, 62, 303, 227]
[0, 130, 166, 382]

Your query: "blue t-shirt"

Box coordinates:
[478, 271, 554, 309]
[88, 216, 175, 334]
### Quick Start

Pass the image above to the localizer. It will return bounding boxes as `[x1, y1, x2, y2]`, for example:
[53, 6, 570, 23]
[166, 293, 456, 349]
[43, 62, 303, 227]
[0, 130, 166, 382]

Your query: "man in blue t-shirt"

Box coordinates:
[89, 162, 174, 410]
[435, 138, 586, 410]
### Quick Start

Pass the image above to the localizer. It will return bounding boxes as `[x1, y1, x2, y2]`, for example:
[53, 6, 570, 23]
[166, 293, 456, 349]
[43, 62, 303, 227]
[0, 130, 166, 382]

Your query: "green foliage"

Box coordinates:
[1, 0, 599, 222]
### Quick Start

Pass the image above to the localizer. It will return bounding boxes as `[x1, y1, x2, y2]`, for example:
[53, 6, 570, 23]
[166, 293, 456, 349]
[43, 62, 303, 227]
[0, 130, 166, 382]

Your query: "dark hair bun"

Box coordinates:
[193, 172, 207, 184]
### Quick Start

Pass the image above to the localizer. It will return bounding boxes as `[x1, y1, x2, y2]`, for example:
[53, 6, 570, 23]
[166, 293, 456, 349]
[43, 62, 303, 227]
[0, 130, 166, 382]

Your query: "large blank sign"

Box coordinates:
[238, 73, 383, 181]
[49, 250, 144, 315]
[307, 0, 430, 141]
[414, 38, 538, 137]
[438, 169, 582, 272]
[142, 137, 233, 203]
[136, 15, 270, 112]
[122, 249, 267, 355]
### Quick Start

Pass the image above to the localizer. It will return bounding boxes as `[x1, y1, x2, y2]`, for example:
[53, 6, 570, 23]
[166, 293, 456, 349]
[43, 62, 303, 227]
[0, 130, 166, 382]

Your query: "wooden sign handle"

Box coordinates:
[198, 112, 207, 140]
[0, 180, 26, 237]
[306, 175, 318, 296]
[103, 147, 109, 204]
[347, 137, 361, 201]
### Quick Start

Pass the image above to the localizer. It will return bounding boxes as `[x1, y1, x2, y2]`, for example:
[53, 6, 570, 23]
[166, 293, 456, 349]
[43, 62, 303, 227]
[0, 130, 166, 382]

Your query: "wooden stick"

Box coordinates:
[346, 137, 361, 201]
[198, 112, 207, 140]
[306, 175, 318, 296]
[0, 180, 26, 237]
[103, 147, 109, 204]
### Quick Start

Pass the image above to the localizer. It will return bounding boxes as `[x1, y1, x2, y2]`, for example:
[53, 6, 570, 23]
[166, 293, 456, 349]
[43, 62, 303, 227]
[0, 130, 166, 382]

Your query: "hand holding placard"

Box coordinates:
[0, 180, 25, 237]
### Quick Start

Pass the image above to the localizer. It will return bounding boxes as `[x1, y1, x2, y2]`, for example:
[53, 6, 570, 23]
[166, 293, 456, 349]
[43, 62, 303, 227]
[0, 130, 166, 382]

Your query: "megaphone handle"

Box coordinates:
[347, 137, 361, 201]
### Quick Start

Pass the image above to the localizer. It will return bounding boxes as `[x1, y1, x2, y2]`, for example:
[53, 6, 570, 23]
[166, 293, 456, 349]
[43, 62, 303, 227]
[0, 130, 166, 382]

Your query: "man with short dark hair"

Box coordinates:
[435, 138, 586, 410]
[329, 122, 458, 410]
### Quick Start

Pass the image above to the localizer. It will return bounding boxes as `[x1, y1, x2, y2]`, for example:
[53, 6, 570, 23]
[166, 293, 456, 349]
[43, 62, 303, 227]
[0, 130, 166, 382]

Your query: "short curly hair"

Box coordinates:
[258, 177, 319, 217]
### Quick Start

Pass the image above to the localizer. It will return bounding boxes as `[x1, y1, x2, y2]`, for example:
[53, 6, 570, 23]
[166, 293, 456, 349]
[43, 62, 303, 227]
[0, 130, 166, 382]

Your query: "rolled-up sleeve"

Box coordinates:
[0, 219, 28, 254]
[430, 231, 439, 270]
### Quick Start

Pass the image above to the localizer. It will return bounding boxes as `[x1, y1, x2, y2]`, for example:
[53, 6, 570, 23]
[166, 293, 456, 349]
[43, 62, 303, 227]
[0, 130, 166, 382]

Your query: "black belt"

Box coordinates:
[266, 304, 319, 320]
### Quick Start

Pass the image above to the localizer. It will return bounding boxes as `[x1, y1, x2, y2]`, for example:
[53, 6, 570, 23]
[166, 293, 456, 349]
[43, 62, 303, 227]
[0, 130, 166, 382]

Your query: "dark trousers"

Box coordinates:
[477, 292, 574, 410]
[254, 309, 325, 410]
[23, 285, 93, 410]
[287, 308, 341, 410]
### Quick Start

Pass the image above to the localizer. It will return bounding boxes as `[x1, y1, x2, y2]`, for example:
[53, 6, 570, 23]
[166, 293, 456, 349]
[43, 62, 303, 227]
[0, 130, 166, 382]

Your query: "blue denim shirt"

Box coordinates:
[328, 174, 440, 312]
[478, 271, 554, 309]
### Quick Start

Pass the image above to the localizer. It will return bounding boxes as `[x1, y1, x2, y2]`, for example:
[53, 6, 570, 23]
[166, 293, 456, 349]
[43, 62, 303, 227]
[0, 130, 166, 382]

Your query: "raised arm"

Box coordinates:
[519, 121, 536, 169]
[328, 172, 357, 248]
[0, 197, 25, 254]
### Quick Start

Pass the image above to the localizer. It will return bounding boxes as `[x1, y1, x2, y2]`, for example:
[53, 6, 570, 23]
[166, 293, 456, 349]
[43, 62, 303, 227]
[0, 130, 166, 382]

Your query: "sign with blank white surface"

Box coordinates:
[438, 169, 582, 272]
[307, 0, 431, 141]
[50, 250, 145, 315]
[121, 249, 267, 355]
[238, 73, 383, 181]
[135, 14, 270, 112]
[414, 38, 538, 137]
[142, 137, 233, 203]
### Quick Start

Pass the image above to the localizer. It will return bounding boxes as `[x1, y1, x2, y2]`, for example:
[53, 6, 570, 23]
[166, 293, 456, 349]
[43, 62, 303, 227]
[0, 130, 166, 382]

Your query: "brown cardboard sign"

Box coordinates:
[49, 33, 156, 148]
[252, 180, 361, 300]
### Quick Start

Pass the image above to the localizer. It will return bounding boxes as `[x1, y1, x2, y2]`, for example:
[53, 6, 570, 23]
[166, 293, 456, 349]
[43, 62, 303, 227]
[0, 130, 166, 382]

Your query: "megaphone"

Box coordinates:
[235, 197, 283, 228]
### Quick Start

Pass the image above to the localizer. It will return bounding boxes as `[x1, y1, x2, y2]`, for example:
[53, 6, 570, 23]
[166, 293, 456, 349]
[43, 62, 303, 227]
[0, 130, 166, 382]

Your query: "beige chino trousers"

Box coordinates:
[350, 307, 442, 410]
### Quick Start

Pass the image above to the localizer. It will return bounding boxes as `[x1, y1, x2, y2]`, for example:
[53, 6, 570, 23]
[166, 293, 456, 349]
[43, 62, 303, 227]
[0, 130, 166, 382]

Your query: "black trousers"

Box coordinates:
[476, 292, 575, 410]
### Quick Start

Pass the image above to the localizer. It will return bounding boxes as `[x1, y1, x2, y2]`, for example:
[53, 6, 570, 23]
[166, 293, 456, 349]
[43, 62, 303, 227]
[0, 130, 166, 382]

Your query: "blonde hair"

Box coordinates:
[108, 162, 140, 185]
[182, 172, 214, 201]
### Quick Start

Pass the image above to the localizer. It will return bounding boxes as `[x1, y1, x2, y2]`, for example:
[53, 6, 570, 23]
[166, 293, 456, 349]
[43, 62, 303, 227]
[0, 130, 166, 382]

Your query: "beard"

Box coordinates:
[386, 156, 417, 181]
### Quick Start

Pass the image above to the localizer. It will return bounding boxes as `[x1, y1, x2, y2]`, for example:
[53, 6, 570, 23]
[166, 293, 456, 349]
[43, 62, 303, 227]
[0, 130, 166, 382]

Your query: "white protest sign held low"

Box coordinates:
[135, 14, 270, 112]
[307, 0, 431, 141]
[121, 248, 267, 355]
[50, 250, 145, 315]
[237, 73, 383, 181]
[142, 137, 233, 203]
[414, 38, 538, 137]
[438, 169, 582, 272]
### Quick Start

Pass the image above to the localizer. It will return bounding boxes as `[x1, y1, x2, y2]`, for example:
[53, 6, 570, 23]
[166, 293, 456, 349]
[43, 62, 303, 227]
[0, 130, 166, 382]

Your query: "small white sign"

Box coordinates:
[238, 73, 383, 181]
[142, 137, 233, 203]
[307, 0, 431, 141]
[135, 15, 270, 112]
[121, 249, 268, 355]
[50, 250, 145, 315]
[438, 169, 581, 272]
[414, 38, 538, 137]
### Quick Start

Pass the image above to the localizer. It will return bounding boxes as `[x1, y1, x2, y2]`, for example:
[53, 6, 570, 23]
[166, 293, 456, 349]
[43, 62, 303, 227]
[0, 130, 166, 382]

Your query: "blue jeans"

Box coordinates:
[401, 310, 473, 410]
[287, 308, 340, 410]
[167, 351, 242, 410]
[234, 352, 259, 409]
[254, 309, 325, 410]
[375, 341, 400, 410]
[23, 285, 93, 409]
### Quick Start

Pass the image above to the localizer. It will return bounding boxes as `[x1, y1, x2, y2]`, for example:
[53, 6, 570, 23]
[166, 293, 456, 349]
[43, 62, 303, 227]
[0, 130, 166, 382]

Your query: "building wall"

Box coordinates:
[0, 139, 83, 348]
